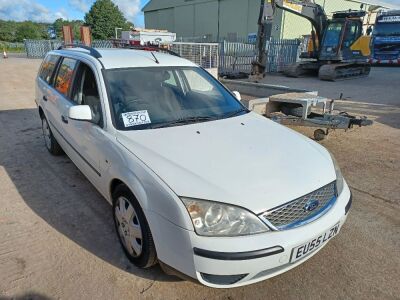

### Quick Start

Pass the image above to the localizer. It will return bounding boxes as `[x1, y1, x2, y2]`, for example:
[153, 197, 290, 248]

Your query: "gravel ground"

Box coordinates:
[0, 58, 399, 300]
[257, 67, 400, 106]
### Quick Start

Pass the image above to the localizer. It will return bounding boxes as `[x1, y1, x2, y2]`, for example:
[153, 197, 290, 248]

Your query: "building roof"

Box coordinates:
[143, 0, 400, 12]
[53, 48, 196, 69]
[142, 0, 213, 12]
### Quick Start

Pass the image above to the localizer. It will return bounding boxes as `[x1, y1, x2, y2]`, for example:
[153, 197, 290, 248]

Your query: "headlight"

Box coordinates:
[329, 153, 344, 196]
[181, 198, 270, 237]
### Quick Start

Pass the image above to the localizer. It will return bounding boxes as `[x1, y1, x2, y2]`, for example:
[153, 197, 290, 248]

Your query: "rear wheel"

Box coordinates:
[41, 117, 63, 155]
[113, 185, 157, 268]
[314, 129, 327, 141]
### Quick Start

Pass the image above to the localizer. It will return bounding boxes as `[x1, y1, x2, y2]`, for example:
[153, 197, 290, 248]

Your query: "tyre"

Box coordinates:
[41, 116, 63, 155]
[314, 129, 326, 141]
[281, 104, 311, 118]
[113, 185, 157, 268]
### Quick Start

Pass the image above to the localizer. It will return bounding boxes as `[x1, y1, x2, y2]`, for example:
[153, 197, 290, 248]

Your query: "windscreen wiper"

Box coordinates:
[151, 116, 216, 129]
[222, 108, 249, 119]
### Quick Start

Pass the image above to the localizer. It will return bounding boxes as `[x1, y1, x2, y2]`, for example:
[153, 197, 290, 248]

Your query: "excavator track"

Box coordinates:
[318, 63, 371, 81]
[284, 63, 307, 78]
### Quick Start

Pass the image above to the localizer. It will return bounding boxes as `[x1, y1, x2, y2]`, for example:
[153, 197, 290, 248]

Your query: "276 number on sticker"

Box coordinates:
[122, 110, 151, 127]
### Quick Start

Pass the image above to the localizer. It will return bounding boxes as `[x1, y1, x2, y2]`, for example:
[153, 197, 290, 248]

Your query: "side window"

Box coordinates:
[39, 55, 59, 84]
[71, 63, 103, 127]
[54, 58, 78, 98]
[343, 22, 361, 48]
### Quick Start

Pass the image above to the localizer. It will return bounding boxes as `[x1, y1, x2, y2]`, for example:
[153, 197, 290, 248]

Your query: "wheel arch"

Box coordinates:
[108, 176, 149, 210]
[109, 178, 126, 201]
[38, 106, 45, 120]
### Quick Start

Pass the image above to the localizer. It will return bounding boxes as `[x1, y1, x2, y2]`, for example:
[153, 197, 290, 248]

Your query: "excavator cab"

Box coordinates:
[319, 19, 366, 62]
[252, 1, 372, 80]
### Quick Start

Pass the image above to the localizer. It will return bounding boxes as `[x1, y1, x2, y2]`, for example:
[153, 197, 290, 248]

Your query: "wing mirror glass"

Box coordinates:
[68, 105, 92, 121]
[232, 91, 242, 101]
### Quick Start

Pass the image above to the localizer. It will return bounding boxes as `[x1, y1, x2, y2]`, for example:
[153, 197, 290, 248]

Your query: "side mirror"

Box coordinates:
[68, 105, 92, 121]
[232, 91, 242, 101]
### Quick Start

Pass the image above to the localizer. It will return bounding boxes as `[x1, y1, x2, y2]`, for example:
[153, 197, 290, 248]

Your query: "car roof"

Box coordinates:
[51, 48, 198, 69]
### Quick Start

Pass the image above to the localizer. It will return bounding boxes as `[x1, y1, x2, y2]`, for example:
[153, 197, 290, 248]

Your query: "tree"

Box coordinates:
[53, 18, 84, 40]
[84, 0, 131, 39]
[0, 20, 17, 42]
[0, 20, 50, 42]
[15, 21, 42, 41]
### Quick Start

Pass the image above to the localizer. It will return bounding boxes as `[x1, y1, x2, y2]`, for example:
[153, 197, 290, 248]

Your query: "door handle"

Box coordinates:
[61, 115, 69, 124]
[43, 95, 48, 101]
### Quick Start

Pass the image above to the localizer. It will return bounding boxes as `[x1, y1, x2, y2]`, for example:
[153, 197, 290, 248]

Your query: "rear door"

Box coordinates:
[45, 56, 80, 159]
[36, 54, 60, 117]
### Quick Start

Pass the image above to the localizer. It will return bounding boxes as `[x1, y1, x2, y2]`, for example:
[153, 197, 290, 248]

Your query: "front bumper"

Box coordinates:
[150, 182, 352, 288]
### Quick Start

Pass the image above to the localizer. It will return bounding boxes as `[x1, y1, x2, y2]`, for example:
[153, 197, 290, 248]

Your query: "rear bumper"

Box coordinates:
[150, 182, 352, 288]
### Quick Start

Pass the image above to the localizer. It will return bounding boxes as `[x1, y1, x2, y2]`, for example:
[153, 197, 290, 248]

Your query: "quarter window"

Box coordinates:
[54, 58, 78, 98]
[182, 69, 214, 93]
[39, 55, 59, 84]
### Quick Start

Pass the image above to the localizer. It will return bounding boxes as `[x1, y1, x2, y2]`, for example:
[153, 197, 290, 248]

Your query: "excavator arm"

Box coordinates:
[252, 0, 327, 77]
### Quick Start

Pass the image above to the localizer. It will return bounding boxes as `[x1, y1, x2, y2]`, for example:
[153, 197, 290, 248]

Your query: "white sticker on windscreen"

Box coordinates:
[121, 110, 151, 127]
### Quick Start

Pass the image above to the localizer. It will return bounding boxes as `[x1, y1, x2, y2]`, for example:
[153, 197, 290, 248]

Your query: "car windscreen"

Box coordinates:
[104, 66, 247, 130]
[373, 23, 400, 36]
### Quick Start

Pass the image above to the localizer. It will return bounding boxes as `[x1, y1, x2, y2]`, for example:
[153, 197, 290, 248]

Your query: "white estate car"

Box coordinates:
[35, 46, 352, 288]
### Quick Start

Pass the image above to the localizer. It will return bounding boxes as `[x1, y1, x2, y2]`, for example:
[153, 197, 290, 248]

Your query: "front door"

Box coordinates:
[65, 61, 111, 195]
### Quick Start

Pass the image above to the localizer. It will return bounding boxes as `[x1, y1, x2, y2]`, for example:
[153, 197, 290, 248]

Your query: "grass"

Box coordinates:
[0, 41, 26, 53]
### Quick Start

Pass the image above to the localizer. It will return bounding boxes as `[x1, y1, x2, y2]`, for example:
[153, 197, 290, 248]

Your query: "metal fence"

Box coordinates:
[219, 38, 301, 76]
[23, 38, 300, 76]
[24, 40, 113, 58]
[171, 42, 219, 77]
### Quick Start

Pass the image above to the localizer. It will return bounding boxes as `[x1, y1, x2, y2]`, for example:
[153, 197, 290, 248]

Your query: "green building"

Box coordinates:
[143, 0, 395, 41]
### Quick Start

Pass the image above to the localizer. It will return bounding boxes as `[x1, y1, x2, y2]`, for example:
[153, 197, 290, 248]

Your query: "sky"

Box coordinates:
[0, 0, 399, 25]
[0, 0, 150, 26]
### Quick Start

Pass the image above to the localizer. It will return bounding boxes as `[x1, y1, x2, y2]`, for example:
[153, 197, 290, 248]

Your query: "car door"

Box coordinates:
[65, 60, 112, 195]
[45, 57, 79, 154]
[36, 54, 61, 122]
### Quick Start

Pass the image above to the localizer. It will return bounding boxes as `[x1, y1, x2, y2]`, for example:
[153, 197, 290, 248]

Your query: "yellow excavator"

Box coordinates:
[252, 0, 372, 81]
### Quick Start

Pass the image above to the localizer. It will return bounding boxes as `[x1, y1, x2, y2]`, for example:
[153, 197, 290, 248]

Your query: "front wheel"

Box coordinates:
[113, 185, 157, 268]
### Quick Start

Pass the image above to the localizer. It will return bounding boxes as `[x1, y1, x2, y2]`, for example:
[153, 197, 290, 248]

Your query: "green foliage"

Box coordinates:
[0, 20, 49, 42]
[16, 21, 43, 41]
[0, 20, 17, 42]
[0, 41, 25, 53]
[85, 0, 132, 39]
[53, 18, 84, 40]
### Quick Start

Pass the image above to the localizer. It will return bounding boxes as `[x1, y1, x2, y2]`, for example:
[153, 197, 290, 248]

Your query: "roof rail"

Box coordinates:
[127, 45, 181, 57]
[57, 44, 102, 59]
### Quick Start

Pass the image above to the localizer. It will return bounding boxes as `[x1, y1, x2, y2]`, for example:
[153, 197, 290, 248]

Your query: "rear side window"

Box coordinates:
[39, 55, 59, 84]
[54, 58, 78, 98]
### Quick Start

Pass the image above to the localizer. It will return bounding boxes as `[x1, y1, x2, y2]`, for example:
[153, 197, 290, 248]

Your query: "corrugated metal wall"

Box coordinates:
[144, 0, 381, 40]
[144, 0, 283, 41]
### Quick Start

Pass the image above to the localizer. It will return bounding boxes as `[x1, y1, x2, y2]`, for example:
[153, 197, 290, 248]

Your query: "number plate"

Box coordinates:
[291, 223, 340, 263]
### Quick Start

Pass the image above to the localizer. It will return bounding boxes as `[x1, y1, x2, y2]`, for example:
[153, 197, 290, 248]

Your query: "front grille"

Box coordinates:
[261, 182, 336, 230]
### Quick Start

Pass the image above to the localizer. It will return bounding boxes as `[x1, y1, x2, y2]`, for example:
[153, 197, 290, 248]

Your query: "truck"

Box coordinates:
[370, 10, 400, 65]
[120, 29, 176, 46]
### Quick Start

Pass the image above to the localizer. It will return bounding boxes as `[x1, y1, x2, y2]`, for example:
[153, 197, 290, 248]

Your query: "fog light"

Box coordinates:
[201, 273, 248, 285]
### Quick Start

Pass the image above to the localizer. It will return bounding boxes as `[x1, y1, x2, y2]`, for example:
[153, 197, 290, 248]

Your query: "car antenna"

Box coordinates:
[150, 52, 159, 64]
